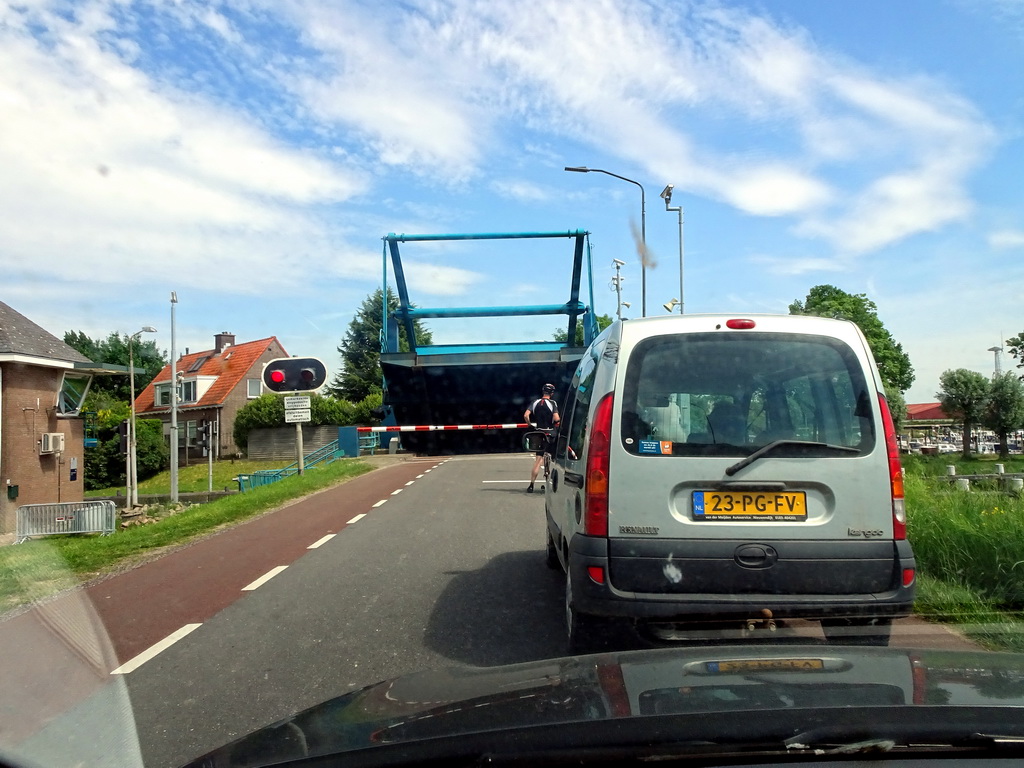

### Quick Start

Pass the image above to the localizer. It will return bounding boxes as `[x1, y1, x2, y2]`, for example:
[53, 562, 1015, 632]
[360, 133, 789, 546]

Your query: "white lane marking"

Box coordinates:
[405, 480, 415, 486]
[416, 474, 424, 479]
[242, 566, 288, 591]
[110, 623, 202, 675]
[391, 488, 403, 496]
[308, 534, 336, 549]
[347, 513, 366, 524]
[372, 500, 388, 508]
[482, 480, 531, 484]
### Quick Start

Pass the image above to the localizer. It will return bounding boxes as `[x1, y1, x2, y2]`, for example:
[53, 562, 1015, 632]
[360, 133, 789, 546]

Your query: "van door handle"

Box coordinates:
[564, 471, 584, 488]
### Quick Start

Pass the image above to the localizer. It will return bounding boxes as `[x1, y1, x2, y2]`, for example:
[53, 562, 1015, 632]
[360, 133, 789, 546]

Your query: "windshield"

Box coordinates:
[2, 2, 1023, 768]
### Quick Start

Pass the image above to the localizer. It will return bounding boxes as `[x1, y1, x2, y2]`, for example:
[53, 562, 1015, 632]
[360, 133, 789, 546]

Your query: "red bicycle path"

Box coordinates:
[0, 458, 439, 746]
[90, 457, 442, 664]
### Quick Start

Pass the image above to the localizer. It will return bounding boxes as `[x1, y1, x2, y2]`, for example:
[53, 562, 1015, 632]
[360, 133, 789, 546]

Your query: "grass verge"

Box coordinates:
[85, 459, 290, 497]
[1, 458, 373, 614]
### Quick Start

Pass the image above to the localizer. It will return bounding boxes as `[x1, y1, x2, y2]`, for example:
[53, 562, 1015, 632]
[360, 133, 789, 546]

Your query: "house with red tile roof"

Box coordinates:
[134, 333, 288, 460]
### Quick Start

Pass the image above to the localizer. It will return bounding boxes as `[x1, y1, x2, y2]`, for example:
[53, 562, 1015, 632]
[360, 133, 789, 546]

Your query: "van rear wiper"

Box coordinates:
[726, 440, 859, 476]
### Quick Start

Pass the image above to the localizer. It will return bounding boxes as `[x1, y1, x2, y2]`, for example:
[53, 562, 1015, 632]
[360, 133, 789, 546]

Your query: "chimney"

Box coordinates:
[215, 332, 235, 353]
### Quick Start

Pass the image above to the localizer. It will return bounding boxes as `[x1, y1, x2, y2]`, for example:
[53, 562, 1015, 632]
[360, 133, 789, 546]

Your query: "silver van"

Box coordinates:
[543, 314, 915, 651]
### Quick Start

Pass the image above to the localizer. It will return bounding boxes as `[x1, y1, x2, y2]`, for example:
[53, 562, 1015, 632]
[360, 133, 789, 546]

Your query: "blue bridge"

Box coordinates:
[380, 229, 599, 453]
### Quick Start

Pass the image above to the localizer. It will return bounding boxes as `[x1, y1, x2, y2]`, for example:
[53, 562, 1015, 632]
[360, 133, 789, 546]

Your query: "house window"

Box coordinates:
[247, 378, 261, 398]
[155, 384, 171, 406]
[184, 420, 197, 447]
[181, 380, 197, 403]
[57, 373, 92, 416]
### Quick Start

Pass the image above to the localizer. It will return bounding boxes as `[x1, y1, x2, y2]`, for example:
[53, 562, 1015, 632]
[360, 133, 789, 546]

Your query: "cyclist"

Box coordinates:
[524, 383, 560, 493]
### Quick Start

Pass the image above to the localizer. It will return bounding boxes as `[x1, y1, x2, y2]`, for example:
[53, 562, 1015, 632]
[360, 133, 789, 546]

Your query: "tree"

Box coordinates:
[885, 385, 907, 435]
[553, 313, 615, 346]
[982, 372, 1024, 459]
[1005, 333, 1024, 378]
[329, 288, 432, 401]
[789, 285, 914, 393]
[64, 330, 167, 401]
[937, 368, 990, 459]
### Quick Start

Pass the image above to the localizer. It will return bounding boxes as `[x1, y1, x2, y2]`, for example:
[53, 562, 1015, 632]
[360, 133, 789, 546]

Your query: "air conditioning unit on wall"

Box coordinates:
[40, 432, 65, 454]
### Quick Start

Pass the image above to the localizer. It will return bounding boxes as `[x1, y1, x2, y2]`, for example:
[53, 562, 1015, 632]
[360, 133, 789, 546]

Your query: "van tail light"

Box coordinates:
[878, 392, 906, 540]
[585, 393, 614, 537]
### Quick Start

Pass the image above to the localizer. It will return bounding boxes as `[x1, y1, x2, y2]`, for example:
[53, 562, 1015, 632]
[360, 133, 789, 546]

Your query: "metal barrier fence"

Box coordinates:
[16, 501, 117, 544]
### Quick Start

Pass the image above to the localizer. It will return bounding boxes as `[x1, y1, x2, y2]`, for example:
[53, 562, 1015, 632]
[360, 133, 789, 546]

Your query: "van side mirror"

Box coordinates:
[523, 431, 548, 452]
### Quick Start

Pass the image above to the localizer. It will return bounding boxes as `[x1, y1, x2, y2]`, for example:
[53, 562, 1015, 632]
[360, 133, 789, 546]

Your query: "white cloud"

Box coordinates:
[750, 254, 848, 276]
[492, 179, 550, 202]
[0, 1, 365, 294]
[990, 230, 1024, 249]
[402, 263, 484, 297]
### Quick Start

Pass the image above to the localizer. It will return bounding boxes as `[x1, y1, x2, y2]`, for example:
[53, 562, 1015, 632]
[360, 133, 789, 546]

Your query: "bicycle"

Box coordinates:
[523, 426, 556, 491]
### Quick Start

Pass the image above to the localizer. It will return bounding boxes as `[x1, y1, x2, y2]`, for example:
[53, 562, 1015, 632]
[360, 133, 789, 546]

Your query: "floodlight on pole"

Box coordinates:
[565, 166, 647, 316]
[660, 183, 684, 314]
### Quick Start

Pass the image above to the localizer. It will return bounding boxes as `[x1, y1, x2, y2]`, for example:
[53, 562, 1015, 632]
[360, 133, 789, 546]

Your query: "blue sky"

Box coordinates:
[2, 0, 1022, 403]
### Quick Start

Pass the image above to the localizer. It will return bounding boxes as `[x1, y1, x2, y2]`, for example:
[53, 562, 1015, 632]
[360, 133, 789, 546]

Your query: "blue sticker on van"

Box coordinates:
[638, 440, 661, 454]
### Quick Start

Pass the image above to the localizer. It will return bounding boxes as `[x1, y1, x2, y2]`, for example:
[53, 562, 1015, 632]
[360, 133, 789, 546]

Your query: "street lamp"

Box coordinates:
[128, 326, 157, 507]
[660, 184, 684, 314]
[565, 166, 647, 316]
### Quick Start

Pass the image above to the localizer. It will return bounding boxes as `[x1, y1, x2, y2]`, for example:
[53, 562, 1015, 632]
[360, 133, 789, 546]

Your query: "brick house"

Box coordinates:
[134, 333, 288, 461]
[0, 302, 121, 533]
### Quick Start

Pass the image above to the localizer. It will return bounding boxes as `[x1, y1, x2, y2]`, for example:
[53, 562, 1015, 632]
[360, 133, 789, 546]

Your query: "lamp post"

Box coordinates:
[565, 166, 647, 317]
[127, 326, 157, 507]
[170, 291, 179, 503]
[660, 184, 684, 314]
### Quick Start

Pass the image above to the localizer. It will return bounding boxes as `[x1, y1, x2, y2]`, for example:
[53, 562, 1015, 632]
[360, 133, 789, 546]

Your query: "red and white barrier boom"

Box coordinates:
[356, 423, 530, 433]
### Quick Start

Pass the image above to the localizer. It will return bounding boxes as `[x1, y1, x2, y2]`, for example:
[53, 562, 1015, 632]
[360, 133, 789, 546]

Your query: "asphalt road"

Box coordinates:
[2, 454, 981, 768]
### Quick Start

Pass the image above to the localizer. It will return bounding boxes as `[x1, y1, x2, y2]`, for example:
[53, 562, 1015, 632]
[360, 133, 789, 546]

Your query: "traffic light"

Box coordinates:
[262, 357, 328, 392]
[197, 420, 209, 449]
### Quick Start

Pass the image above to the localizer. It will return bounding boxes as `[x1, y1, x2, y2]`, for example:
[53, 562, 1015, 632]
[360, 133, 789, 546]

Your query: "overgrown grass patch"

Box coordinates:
[907, 474, 1024, 607]
[1, 458, 373, 609]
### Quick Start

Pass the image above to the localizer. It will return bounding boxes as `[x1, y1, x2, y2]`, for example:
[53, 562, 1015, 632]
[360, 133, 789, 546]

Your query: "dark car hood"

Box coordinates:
[184, 644, 1024, 767]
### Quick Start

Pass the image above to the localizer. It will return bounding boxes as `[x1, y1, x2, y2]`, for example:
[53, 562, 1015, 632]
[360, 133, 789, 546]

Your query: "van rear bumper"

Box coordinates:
[568, 534, 916, 621]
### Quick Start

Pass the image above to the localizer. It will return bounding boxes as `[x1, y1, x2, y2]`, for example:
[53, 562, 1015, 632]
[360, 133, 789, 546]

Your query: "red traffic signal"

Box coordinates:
[262, 357, 328, 393]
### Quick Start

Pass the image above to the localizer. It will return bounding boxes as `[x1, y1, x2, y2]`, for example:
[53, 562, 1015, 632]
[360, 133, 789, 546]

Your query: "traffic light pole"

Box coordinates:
[296, 422, 305, 476]
[207, 426, 213, 492]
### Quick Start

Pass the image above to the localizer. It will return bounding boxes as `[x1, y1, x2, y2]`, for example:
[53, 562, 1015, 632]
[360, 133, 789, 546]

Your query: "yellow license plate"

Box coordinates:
[711, 659, 825, 673]
[693, 491, 806, 521]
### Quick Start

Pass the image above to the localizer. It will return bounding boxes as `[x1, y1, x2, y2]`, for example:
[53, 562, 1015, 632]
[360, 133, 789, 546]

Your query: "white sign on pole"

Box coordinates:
[284, 396, 312, 410]
[284, 409, 312, 423]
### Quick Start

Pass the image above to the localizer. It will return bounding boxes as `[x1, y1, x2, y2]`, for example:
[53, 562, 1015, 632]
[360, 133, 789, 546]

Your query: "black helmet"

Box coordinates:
[542, 383, 555, 394]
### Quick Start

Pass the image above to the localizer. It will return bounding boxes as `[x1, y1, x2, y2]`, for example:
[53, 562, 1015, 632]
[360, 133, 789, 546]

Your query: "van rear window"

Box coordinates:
[620, 332, 874, 457]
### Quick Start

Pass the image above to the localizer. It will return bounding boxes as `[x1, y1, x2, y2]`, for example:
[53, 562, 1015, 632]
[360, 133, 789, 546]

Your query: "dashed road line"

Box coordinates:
[391, 488, 403, 496]
[110, 623, 202, 675]
[242, 566, 288, 592]
[405, 480, 415, 486]
[347, 513, 366, 524]
[372, 499, 388, 508]
[308, 534, 336, 549]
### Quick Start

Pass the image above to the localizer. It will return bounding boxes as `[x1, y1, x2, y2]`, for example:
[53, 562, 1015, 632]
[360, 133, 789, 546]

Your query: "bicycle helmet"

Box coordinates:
[542, 383, 556, 394]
